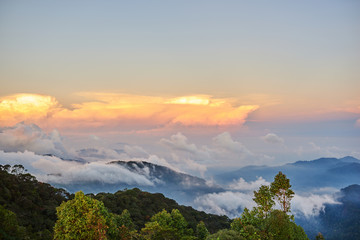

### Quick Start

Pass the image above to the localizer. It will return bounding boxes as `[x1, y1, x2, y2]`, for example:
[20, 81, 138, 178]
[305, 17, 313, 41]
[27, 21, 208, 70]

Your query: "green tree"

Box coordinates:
[196, 221, 209, 240]
[231, 209, 262, 240]
[270, 171, 294, 213]
[113, 209, 137, 240]
[253, 185, 274, 217]
[206, 229, 245, 240]
[315, 232, 325, 240]
[229, 172, 308, 240]
[116, 209, 135, 229]
[264, 210, 308, 240]
[141, 209, 195, 240]
[53, 191, 111, 240]
[0, 205, 26, 240]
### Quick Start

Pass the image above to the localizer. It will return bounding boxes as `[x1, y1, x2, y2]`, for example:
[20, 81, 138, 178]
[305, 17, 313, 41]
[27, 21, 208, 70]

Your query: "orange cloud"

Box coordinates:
[0, 93, 259, 131]
[0, 94, 60, 126]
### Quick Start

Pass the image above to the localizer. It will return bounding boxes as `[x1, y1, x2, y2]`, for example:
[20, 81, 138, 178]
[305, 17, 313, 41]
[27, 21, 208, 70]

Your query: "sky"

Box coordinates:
[0, 1, 360, 176]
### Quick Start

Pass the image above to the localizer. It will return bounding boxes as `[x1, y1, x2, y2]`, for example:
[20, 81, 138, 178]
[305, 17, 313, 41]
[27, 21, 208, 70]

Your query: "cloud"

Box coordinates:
[76, 147, 128, 162]
[292, 194, 340, 218]
[212, 132, 254, 157]
[0, 94, 60, 127]
[262, 133, 284, 144]
[160, 132, 265, 174]
[0, 150, 155, 187]
[194, 189, 340, 219]
[0, 122, 71, 159]
[194, 191, 256, 218]
[193, 176, 340, 219]
[160, 133, 199, 154]
[228, 177, 270, 191]
[356, 119, 360, 128]
[0, 93, 258, 131]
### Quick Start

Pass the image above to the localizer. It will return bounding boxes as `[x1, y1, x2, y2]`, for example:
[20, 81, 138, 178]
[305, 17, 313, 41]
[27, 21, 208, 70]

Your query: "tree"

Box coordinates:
[0, 205, 26, 240]
[113, 209, 137, 240]
[270, 171, 294, 213]
[196, 221, 209, 240]
[206, 229, 245, 240]
[53, 191, 111, 240]
[253, 185, 274, 217]
[316, 232, 325, 240]
[141, 209, 195, 240]
[228, 172, 309, 240]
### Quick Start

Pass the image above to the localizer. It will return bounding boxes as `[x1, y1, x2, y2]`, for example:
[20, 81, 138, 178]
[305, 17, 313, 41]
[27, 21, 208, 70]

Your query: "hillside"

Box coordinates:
[52, 160, 223, 204]
[0, 164, 230, 239]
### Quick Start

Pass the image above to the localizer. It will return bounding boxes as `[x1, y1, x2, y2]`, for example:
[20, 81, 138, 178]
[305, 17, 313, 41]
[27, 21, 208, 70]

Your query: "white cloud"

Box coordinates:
[161, 132, 258, 173]
[193, 176, 341, 219]
[160, 132, 200, 155]
[262, 133, 284, 144]
[213, 132, 253, 157]
[228, 177, 270, 191]
[0, 150, 156, 187]
[0, 122, 71, 159]
[76, 147, 128, 162]
[194, 191, 256, 218]
[292, 194, 340, 218]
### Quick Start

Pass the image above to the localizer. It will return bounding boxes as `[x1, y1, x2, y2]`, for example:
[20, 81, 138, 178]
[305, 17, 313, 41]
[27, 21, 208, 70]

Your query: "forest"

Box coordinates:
[2, 164, 356, 240]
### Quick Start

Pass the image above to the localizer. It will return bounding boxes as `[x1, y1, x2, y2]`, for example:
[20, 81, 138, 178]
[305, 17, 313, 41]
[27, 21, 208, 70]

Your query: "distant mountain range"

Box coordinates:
[52, 160, 223, 204]
[215, 156, 360, 191]
[297, 184, 360, 240]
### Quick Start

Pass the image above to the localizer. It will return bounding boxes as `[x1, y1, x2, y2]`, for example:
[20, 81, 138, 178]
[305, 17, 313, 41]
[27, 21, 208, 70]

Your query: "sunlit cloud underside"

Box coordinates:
[0, 93, 258, 131]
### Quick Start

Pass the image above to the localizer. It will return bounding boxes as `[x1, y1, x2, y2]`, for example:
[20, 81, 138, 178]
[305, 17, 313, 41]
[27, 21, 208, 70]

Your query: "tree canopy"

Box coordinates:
[54, 191, 111, 240]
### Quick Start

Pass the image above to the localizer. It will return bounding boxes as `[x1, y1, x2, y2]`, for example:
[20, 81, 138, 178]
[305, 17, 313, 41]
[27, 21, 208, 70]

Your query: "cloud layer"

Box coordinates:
[0, 93, 258, 132]
[0, 122, 71, 159]
[194, 177, 340, 218]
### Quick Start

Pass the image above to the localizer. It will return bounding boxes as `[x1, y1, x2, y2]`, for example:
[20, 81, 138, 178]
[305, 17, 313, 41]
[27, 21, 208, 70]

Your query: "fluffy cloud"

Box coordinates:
[212, 132, 254, 158]
[0, 94, 60, 126]
[0, 122, 71, 159]
[0, 93, 258, 131]
[292, 194, 340, 218]
[0, 150, 155, 187]
[76, 147, 128, 162]
[262, 133, 284, 144]
[228, 177, 270, 191]
[194, 191, 256, 218]
[160, 132, 264, 175]
[194, 176, 340, 218]
[160, 133, 200, 154]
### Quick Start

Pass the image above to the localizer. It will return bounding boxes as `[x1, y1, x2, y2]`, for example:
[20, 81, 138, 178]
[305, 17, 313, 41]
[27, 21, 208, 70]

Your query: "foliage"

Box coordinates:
[196, 221, 209, 240]
[270, 171, 294, 213]
[206, 229, 245, 240]
[141, 209, 195, 240]
[315, 232, 325, 240]
[227, 171, 308, 240]
[0, 164, 70, 239]
[94, 188, 230, 232]
[115, 209, 136, 229]
[54, 191, 111, 240]
[0, 205, 26, 240]
[253, 185, 274, 217]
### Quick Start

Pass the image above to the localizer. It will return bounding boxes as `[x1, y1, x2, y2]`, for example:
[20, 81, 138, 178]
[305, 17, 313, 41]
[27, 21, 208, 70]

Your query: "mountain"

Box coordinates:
[0, 164, 231, 239]
[297, 184, 360, 240]
[215, 156, 360, 191]
[92, 188, 230, 233]
[112, 160, 209, 189]
[52, 160, 223, 205]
